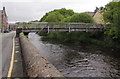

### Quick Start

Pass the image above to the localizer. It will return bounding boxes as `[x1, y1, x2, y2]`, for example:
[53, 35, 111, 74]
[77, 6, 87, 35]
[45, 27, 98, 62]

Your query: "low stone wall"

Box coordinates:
[19, 35, 64, 78]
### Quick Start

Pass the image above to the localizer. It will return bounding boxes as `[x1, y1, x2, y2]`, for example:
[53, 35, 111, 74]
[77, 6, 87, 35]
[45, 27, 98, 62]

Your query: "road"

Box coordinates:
[0, 31, 15, 77]
[0, 33, 2, 78]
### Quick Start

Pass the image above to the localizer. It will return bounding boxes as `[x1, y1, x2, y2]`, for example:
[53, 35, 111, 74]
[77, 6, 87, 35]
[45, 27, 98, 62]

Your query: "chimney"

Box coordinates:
[3, 7, 5, 11]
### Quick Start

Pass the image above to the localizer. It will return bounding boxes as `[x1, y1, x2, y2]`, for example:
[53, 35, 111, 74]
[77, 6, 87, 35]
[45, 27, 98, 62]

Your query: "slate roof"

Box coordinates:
[85, 12, 95, 16]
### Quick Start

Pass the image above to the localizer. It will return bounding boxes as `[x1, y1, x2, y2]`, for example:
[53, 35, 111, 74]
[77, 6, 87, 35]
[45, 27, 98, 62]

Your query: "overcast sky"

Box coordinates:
[0, 0, 112, 23]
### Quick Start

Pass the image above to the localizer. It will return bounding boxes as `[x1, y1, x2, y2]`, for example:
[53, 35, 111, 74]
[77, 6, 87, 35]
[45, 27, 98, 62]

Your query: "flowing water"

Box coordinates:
[28, 33, 120, 77]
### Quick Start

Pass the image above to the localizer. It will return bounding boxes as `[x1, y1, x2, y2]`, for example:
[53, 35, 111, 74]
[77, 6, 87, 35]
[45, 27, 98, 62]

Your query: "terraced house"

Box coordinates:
[0, 7, 8, 32]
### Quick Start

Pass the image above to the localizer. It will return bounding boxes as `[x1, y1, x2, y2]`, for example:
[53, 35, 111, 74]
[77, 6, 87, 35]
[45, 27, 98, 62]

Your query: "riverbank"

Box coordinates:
[28, 33, 120, 77]
[38, 31, 120, 57]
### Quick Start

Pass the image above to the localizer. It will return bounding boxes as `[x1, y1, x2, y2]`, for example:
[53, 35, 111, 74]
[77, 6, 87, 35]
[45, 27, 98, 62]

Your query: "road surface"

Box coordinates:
[0, 33, 2, 78]
[0, 31, 15, 77]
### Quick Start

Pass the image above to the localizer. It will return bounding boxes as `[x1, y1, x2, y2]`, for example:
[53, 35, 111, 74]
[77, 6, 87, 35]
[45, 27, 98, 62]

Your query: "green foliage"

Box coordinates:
[40, 13, 48, 22]
[58, 8, 74, 18]
[30, 20, 39, 22]
[40, 8, 94, 23]
[104, 24, 118, 39]
[38, 32, 48, 36]
[103, 2, 119, 23]
[103, 2, 120, 41]
[68, 13, 94, 23]
[40, 32, 103, 44]
[38, 2, 120, 49]
[61, 17, 71, 22]
[45, 12, 64, 22]
[40, 8, 74, 22]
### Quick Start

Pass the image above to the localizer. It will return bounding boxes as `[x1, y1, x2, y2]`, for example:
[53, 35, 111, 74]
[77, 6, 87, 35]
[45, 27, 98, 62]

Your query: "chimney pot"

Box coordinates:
[3, 7, 5, 10]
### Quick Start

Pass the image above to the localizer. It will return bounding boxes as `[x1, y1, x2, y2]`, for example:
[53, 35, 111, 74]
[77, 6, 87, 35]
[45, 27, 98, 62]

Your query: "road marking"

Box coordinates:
[15, 51, 19, 53]
[14, 60, 18, 63]
[7, 35, 15, 78]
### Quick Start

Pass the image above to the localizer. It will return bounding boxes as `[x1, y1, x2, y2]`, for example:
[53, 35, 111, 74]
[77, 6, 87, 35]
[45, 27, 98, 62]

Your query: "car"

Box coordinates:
[3, 29, 10, 33]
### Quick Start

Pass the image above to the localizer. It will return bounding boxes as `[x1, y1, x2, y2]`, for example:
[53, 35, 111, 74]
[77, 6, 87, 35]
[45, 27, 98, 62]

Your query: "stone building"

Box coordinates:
[9, 23, 18, 31]
[86, 8, 105, 24]
[0, 7, 8, 32]
[93, 9, 105, 24]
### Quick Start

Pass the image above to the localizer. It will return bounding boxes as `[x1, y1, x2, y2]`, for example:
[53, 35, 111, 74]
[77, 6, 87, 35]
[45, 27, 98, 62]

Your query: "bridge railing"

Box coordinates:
[16, 22, 105, 37]
[23, 22, 104, 28]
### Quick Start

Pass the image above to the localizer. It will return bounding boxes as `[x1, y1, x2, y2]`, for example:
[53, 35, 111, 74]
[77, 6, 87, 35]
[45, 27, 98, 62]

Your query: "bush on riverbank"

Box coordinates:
[39, 32, 103, 45]
[102, 2, 120, 49]
[38, 31, 120, 49]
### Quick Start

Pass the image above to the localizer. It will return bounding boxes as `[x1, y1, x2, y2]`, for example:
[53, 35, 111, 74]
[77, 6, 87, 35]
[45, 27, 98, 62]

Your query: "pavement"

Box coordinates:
[11, 37, 25, 77]
[0, 31, 25, 78]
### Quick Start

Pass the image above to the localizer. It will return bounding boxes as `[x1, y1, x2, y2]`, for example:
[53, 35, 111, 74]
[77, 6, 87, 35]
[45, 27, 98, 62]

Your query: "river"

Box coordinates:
[28, 33, 120, 77]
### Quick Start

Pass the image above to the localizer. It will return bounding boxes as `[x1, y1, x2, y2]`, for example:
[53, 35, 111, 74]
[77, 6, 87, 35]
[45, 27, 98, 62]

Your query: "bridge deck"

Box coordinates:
[16, 23, 105, 36]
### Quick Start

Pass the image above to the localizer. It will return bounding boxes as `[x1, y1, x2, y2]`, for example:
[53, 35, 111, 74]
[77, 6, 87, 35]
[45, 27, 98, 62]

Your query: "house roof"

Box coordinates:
[0, 7, 7, 17]
[85, 12, 95, 16]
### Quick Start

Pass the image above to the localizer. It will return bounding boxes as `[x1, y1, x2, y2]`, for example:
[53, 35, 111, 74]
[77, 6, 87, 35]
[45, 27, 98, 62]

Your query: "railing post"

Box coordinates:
[69, 27, 71, 32]
[86, 27, 88, 32]
[68, 23, 71, 32]
[48, 26, 49, 33]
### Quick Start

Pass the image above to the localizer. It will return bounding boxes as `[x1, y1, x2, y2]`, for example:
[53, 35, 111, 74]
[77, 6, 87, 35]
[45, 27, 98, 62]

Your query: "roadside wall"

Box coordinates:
[19, 35, 64, 78]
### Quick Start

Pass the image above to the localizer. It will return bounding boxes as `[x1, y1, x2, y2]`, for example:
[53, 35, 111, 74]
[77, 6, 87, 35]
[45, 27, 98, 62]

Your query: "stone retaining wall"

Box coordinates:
[19, 35, 64, 78]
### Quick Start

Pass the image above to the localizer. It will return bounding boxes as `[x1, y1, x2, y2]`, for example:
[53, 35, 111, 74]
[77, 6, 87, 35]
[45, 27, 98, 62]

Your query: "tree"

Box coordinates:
[31, 20, 39, 22]
[39, 8, 74, 22]
[103, 2, 119, 23]
[40, 8, 94, 23]
[68, 13, 94, 23]
[58, 8, 74, 18]
[103, 2, 120, 40]
[61, 17, 71, 22]
[40, 13, 48, 22]
[45, 12, 64, 22]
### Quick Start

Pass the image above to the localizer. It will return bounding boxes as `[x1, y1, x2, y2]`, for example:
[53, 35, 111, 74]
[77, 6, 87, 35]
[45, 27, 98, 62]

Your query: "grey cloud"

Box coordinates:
[1, 0, 111, 23]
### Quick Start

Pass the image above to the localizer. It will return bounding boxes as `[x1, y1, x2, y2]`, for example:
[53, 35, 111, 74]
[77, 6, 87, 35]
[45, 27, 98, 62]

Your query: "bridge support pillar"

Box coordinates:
[23, 32, 29, 36]
[16, 28, 22, 37]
